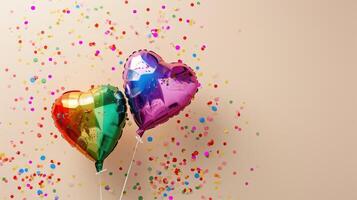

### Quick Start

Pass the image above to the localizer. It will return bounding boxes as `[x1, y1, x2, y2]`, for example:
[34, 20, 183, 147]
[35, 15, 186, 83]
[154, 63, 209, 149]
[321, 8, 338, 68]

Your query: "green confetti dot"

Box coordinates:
[138, 196, 143, 200]
[33, 58, 38, 62]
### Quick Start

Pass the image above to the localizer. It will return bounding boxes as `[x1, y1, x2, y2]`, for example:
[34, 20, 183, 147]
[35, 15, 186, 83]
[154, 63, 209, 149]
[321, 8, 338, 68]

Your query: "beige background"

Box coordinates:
[1, 0, 357, 199]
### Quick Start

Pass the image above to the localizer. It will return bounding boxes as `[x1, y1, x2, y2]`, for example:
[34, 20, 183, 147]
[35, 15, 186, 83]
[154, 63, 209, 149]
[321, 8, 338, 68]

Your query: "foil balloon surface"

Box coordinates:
[123, 50, 199, 137]
[52, 85, 127, 172]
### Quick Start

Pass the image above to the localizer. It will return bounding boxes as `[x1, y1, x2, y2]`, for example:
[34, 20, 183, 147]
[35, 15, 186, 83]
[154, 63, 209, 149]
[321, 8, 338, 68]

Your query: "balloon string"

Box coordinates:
[119, 136, 142, 200]
[99, 174, 103, 200]
[96, 169, 107, 200]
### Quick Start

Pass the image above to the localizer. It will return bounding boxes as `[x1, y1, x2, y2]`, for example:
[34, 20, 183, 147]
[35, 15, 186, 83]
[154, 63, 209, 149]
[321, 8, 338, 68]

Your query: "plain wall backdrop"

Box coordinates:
[1, 0, 357, 199]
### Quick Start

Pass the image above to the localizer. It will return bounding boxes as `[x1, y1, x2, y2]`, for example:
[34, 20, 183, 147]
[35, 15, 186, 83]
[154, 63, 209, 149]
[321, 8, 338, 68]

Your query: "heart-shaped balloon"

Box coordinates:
[51, 85, 127, 172]
[123, 50, 199, 137]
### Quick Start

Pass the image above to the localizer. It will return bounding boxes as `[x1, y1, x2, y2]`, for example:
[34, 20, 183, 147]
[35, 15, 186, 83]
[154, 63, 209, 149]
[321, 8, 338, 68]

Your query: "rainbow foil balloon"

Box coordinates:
[52, 85, 127, 172]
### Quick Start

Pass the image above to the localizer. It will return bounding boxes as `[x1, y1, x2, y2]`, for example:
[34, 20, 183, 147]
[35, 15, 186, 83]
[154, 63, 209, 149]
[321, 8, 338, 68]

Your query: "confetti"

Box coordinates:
[1, 0, 257, 199]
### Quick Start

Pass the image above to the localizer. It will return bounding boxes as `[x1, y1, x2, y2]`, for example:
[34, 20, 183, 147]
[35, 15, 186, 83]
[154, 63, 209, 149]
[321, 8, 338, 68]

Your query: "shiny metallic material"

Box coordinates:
[52, 85, 127, 172]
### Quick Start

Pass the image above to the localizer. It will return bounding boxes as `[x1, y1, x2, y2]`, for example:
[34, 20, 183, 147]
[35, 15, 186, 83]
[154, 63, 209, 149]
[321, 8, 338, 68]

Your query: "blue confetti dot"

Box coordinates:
[37, 189, 43, 195]
[211, 106, 218, 112]
[30, 77, 36, 83]
[147, 136, 153, 142]
[19, 168, 24, 174]
[163, 193, 167, 197]
[192, 53, 197, 58]
[119, 61, 123, 65]
[194, 173, 200, 179]
[40, 155, 46, 161]
[184, 181, 189, 185]
[50, 163, 56, 169]
[199, 117, 205, 123]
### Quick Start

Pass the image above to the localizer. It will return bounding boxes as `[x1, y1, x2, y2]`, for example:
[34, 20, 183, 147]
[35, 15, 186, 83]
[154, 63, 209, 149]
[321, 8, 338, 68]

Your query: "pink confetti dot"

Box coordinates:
[30, 6, 36, 10]
[204, 151, 209, 157]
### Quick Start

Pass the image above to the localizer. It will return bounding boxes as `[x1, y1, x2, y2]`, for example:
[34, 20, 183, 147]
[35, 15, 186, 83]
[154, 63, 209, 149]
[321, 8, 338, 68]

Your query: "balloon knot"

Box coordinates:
[95, 161, 104, 173]
[136, 129, 145, 137]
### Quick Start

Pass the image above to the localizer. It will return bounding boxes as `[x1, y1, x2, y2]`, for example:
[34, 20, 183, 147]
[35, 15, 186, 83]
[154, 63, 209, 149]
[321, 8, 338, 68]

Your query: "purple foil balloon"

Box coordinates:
[123, 50, 200, 137]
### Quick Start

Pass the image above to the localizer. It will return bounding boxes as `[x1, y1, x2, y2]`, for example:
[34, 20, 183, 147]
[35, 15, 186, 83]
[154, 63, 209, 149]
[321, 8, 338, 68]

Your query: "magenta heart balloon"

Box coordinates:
[123, 50, 200, 137]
